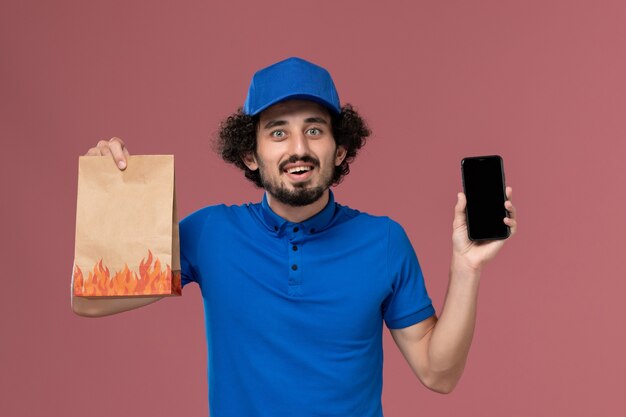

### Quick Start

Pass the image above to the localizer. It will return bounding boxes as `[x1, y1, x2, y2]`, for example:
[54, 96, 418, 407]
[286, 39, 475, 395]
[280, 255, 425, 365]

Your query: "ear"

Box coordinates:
[241, 152, 259, 171]
[335, 145, 347, 166]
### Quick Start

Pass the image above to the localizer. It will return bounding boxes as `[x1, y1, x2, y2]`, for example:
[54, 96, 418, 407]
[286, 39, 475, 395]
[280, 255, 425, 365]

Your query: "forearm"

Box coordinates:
[72, 293, 163, 317]
[427, 254, 481, 391]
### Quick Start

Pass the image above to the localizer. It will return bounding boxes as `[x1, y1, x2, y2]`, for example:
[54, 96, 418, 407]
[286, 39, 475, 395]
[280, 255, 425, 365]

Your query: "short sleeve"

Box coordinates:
[382, 219, 436, 329]
[179, 208, 209, 288]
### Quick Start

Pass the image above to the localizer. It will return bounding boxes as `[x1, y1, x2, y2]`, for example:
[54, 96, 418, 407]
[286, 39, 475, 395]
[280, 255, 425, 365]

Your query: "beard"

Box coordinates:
[257, 154, 334, 207]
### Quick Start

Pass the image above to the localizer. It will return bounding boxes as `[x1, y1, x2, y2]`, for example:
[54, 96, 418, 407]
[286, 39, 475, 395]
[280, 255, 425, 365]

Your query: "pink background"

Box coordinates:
[1, 1, 625, 416]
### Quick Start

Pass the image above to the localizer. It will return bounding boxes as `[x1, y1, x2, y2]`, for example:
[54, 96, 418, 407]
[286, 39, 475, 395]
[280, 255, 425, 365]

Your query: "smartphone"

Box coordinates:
[461, 155, 510, 241]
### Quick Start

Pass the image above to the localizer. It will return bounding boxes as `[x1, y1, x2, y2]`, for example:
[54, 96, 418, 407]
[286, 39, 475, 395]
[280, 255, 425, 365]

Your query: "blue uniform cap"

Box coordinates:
[243, 57, 341, 116]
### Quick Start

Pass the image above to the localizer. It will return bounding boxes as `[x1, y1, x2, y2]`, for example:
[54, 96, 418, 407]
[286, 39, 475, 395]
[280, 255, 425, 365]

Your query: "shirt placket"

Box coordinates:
[286, 225, 303, 297]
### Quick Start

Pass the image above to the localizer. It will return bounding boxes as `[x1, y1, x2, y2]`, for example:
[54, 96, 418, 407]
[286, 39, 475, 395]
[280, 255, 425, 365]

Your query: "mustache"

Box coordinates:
[279, 155, 320, 171]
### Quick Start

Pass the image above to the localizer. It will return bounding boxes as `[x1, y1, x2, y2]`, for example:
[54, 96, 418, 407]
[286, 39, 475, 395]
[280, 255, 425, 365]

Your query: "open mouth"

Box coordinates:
[285, 166, 313, 175]
[283, 164, 315, 181]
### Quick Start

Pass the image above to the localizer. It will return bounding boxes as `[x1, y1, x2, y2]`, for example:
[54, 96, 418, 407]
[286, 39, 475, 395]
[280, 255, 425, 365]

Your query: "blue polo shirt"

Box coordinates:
[179, 190, 435, 417]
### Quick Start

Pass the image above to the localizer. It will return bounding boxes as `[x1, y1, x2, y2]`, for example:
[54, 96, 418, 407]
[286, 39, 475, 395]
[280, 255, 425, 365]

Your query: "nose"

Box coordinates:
[289, 131, 310, 156]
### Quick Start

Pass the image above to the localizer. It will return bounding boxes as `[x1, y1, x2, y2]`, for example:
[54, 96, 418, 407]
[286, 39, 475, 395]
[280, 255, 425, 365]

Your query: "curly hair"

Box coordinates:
[215, 104, 371, 188]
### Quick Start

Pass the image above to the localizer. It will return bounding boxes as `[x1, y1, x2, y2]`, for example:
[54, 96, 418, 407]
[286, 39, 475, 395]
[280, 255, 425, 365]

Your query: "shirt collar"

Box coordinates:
[259, 189, 337, 235]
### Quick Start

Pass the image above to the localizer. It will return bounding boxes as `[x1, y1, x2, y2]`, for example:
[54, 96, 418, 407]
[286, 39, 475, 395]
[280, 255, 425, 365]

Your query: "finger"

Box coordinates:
[108, 136, 126, 148]
[85, 147, 101, 156]
[96, 140, 113, 156]
[454, 192, 466, 215]
[108, 138, 128, 170]
[505, 200, 516, 219]
[505, 186, 512, 200]
[453, 192, 467, 229]
[504, 217, 517, 236]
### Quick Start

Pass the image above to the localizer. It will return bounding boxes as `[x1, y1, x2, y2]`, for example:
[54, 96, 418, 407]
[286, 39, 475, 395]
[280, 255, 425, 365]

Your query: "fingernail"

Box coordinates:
[118, 160, 126, 169]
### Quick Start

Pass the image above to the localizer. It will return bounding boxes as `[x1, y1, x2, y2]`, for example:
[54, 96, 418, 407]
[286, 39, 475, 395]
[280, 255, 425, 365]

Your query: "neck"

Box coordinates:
[266, 189, 329, 223]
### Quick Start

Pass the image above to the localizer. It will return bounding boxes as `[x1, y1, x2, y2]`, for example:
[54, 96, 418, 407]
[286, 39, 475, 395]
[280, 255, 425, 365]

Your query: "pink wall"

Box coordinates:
[2, 0, 625, 416]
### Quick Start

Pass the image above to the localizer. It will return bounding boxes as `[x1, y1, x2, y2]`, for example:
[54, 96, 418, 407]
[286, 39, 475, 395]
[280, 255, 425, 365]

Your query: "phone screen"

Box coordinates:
[461, 155, 510, 241]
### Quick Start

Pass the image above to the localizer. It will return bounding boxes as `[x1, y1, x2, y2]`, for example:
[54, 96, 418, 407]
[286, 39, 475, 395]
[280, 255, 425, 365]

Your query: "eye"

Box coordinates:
[270, 130, 286, 139]
[306, 128, 321, 136]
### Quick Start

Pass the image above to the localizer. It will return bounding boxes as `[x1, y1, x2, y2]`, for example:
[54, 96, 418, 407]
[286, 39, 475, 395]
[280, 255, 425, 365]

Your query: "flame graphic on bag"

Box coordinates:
[73, 250, 182, 296]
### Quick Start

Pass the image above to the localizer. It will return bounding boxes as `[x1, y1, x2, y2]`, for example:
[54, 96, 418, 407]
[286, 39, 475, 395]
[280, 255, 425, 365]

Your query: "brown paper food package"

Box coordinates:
[72, 155, 182, 297]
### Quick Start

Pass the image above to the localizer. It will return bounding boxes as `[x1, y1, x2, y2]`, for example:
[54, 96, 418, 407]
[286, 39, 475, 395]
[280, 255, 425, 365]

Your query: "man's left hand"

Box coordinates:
[451, 186, 517, 271]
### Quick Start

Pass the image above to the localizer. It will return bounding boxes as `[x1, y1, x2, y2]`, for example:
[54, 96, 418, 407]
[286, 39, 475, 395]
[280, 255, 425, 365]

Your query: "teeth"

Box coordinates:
[286, 166, 312, 174]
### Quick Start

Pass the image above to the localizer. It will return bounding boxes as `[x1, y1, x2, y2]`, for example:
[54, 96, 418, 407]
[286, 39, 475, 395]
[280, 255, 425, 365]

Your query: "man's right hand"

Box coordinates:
[85, 137, 131, 170]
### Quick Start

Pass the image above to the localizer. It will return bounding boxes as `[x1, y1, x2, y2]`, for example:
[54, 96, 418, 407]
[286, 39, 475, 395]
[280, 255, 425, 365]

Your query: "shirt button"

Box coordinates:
[292, 245, 298, 251]
[274, 226, 278, 231]
[291, 264, 298, 271]
[293, 227, 299, 232]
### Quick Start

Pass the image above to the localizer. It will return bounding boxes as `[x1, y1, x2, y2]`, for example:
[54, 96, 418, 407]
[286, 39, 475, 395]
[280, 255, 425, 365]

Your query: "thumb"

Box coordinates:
[453, 192, 467, 229]
[455, 192, 466, 213]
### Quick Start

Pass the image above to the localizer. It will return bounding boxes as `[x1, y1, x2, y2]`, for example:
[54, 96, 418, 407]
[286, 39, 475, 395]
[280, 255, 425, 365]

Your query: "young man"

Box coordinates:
[73, 57, 518, 417]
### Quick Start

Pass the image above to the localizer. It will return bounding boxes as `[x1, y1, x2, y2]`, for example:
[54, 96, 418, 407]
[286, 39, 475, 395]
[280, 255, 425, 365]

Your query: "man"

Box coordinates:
[73, 57, 518, 417]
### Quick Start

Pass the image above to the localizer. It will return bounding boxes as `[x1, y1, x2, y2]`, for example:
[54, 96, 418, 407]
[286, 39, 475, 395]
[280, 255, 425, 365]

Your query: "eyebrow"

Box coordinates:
[263, 117, 329, 130]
